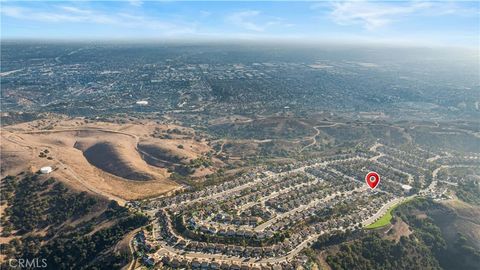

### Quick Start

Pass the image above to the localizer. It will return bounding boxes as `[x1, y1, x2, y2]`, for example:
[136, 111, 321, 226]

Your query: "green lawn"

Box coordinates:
[365, 197, 414, 229]
[365, 207, 395, 229]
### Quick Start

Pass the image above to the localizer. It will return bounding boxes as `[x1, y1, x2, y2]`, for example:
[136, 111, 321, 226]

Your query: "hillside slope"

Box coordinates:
[0, 173, 148, 269]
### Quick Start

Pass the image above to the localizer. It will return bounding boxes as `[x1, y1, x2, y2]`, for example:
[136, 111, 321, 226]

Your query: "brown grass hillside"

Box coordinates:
[1, 117, 219, 203]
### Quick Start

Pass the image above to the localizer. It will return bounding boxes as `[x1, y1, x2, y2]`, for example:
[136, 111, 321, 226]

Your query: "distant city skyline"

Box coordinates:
[1, 1, 479, 47]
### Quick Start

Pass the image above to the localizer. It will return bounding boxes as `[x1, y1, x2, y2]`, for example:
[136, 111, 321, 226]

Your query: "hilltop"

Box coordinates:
[0, 116, 223, 202]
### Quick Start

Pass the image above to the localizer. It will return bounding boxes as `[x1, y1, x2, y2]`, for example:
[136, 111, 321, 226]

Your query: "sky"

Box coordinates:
[1, 1, 479, 47]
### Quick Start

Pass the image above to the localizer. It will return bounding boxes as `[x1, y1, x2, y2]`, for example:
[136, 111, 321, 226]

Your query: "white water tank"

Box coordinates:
[40, 166, 53, 174]
[136, 100, 148, 105]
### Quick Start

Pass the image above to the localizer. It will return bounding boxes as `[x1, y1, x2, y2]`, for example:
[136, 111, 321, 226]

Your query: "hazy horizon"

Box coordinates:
[1, 1, 479, 47]
[2, 37, 479, 51]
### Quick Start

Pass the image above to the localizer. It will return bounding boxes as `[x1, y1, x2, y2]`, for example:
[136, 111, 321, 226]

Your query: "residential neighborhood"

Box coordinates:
[129, 143, 475, 269]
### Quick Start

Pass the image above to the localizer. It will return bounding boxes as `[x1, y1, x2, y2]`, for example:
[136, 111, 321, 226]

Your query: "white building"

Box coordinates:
[40, 166, 53, 174]
[136, 100, 149, 105]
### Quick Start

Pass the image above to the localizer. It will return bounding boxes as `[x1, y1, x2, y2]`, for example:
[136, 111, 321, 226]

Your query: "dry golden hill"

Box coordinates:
[138, 137, 223, 178]
[1, 117, 220, 203]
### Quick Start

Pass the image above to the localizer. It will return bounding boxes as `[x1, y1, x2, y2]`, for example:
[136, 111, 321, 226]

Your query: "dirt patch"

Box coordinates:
[414, 211, 428, 220]
[384, 218, 412, 242]
[316, 251, 332, 270]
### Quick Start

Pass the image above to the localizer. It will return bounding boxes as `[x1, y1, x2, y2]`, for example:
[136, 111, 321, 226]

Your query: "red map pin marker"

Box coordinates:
[365, 171, 380, 189]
